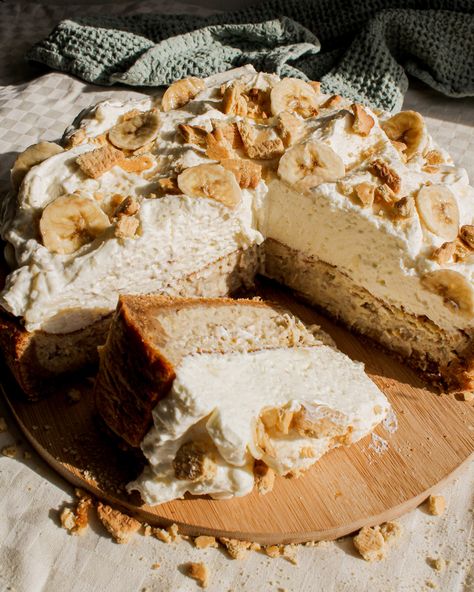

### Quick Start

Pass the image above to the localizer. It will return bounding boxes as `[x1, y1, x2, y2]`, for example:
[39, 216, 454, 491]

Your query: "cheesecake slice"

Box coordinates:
[95, 296, 389, 505]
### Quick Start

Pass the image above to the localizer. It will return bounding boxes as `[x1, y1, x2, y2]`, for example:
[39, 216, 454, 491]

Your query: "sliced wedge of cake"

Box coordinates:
[95, 296, 389, 505]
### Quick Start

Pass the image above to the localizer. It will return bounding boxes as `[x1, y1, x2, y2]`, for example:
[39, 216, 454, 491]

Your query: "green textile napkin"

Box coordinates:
[27, 0, 474, 112]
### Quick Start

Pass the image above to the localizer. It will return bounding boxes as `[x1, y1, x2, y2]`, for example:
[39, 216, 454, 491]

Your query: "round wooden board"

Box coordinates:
[2, 282, 474, 545]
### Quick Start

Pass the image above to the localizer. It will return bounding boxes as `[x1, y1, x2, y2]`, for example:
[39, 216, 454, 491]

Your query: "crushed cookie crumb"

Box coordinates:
[205, 129, 235, 160]
[321, 95, 342, 109]
[428, 557, 446, 572]
[222, 83, 248, 117]
[178, 124, 208, 148]
[460, 225, 474, 249]
[237, 120, 284, 160]
[353, 521, 401, 561]
[265, 544, 281, 558]
[158, 177, 181, 195]
[427, 495, 446, 516]
[351, 104, 374, 136]
[194, 535, 218, 549]
[219, 537, 251, 560]
[282, 544, 298, 565]
[153, 523, 181, 544]
[76, 144, 123, 179]
[60, 490, 92, 536]
[151, 562, 160, 570]
[276, 111, 304, 147]
[393, 196, 415, 219]
[186, 562, 210, 588]
[114, 195, 140, 218]
[2, 445, 17, 458]
[96, 502, 140, 544]
[374, 183, 397, 204]
[431, 241, 456, 265]
[114, 215, 139, 240]
[354, 182, 375, 207]
[370, 159, 401, 193]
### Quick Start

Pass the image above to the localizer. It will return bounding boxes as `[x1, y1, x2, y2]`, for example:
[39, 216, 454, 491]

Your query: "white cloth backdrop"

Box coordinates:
[0, 2, 472, 591]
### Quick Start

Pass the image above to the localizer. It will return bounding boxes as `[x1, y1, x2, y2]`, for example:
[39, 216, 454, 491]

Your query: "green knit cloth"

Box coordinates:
[27, 0, 474, 112]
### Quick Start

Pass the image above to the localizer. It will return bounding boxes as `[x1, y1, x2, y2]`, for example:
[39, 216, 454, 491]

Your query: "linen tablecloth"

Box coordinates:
[0, 2, 473, 591]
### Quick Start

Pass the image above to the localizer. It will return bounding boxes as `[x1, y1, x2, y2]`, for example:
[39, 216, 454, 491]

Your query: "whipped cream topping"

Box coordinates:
[1, 64, 474, 334]
[130, 346, 389, 504]
[0, 67, 263, 332]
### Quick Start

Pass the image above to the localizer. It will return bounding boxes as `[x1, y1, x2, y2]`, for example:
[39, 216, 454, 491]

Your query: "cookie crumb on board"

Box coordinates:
[186, 562, 210, 588]
[353, 521, 402, 561]
[152, 523, 182, 543]
[427, 495, 446, 516]
[96, 502, 141, 544]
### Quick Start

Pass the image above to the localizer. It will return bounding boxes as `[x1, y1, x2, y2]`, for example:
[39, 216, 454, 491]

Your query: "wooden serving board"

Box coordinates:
[2, 283, 474, 545]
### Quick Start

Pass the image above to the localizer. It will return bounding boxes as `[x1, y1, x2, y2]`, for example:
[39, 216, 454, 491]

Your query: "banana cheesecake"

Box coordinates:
[95, 296, 389, 504]
[1, 64, 473, 396]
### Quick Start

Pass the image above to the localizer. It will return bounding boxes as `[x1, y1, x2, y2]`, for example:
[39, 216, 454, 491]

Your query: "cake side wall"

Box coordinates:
[263, 238, 473, 392]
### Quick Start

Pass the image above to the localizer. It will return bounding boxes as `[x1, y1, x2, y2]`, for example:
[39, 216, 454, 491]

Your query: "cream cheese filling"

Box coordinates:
[129, 346, 389, 505]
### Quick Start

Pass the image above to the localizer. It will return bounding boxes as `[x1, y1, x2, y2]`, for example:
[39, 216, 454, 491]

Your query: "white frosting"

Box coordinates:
[130, 346, 389, 504]
[1, 64, 474, 334]
[0, 67, 263, 332]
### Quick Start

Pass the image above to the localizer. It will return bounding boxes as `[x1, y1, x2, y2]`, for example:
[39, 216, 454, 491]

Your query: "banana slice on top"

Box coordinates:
[415, 184, 459, 241]
[108, 110, 160, 151]
[177, 164, 242, 209]
[422, 269, 474, 318]
[161, 77, 206, 112]
[39, 194, 110, 254]
[11, 141, 63, 190]
[278, 141, 345, 192]
[381, 111, 426, 160]
[270, 78, 319, 118]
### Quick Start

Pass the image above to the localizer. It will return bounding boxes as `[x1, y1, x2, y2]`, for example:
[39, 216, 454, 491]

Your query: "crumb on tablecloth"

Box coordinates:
[353, 521, 402, 561]
[186, 562, 210, 588]
[427, 495, 446, 516]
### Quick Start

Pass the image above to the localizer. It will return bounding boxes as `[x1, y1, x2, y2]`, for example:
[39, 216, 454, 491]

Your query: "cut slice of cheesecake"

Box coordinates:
[94, 296, 389, 505]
